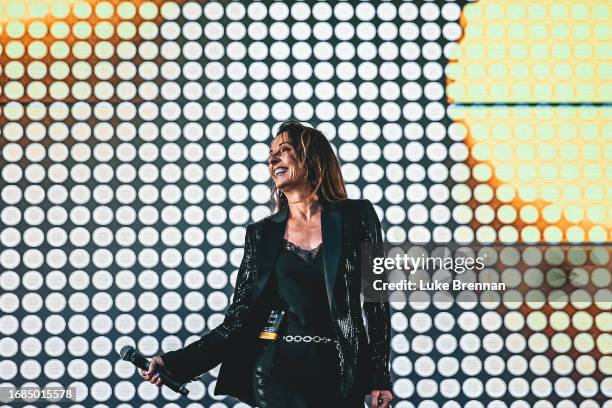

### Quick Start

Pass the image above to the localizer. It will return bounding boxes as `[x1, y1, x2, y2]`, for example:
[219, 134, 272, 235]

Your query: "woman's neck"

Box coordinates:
[286, 198, 321, 222]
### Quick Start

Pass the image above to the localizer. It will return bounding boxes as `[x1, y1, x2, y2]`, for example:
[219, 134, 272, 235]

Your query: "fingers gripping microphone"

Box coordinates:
[119, 346, 190, 397]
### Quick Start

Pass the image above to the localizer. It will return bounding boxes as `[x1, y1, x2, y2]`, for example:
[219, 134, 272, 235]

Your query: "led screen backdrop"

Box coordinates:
[0, 1, 610, 407]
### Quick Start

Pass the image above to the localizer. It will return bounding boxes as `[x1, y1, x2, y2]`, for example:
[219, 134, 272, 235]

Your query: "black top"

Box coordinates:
[272, 238, 335, 337]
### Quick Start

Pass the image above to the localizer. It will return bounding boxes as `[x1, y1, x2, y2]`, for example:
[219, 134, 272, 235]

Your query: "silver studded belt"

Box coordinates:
[281, 334, 338, 344]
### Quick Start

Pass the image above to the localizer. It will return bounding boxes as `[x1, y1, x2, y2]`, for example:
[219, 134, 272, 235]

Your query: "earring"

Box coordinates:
[307, 173, 316, 185]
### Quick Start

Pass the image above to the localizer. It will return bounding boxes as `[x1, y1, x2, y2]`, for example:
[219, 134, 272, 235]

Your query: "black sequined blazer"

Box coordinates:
[161, 198, 392, 404]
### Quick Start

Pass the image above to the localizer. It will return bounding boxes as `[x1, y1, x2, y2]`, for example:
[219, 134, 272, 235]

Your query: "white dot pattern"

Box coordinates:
[0, 1, 610, 407]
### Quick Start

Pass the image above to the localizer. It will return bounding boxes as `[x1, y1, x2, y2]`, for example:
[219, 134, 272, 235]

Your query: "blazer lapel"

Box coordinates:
[251, 200, 343, 316]
[252, 205, 287, 303]
[321, 200, 342, 312]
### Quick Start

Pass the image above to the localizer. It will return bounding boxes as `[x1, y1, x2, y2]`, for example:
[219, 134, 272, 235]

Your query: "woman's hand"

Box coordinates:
[139, 355, 166, 388]
[371, 389, 393, 408]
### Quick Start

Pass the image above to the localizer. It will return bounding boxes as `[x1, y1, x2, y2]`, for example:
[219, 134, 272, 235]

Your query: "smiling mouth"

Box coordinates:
[274, 167, 288, 177]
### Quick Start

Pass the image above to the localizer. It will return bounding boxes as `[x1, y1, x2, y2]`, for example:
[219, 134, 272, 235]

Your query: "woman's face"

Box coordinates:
[268, 131, 307, 190]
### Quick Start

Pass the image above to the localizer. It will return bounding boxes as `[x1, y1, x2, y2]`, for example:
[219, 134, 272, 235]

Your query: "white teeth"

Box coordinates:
[275, 168, 287, 176]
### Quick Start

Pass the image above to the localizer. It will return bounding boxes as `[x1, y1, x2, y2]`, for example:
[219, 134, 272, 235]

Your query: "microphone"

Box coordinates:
[119, 345, 190, 397]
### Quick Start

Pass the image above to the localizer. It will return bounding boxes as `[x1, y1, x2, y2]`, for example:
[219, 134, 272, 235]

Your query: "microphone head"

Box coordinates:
[119, 345, 135, 361]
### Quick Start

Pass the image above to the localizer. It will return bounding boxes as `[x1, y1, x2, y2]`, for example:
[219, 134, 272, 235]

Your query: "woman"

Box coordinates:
[140, 120, 393, 407]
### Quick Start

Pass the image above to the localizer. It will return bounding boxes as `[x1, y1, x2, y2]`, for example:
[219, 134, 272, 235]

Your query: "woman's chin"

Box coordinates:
[274, 178, 291, 190]
[274, 181, 287, 190]
[275, 180, 310, 192]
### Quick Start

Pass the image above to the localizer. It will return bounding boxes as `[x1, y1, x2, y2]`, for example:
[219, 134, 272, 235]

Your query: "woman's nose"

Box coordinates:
[268, 155, 280, 166]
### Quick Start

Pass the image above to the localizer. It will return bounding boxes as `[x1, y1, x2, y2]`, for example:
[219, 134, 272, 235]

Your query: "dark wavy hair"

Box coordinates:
[269, 120, 347, 213]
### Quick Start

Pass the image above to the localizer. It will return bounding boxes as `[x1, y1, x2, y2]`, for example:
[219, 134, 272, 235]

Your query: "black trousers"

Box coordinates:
[251, 339, 365, 408]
